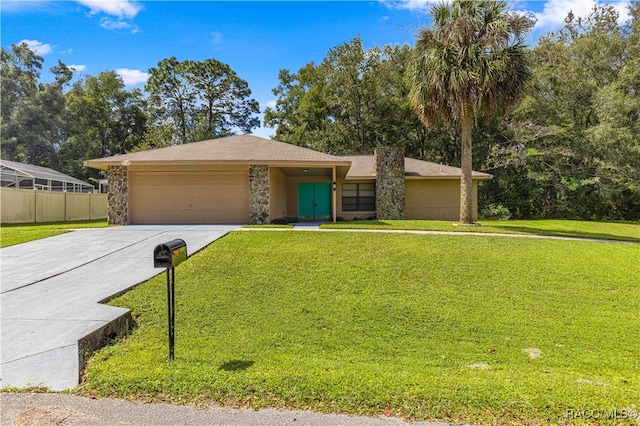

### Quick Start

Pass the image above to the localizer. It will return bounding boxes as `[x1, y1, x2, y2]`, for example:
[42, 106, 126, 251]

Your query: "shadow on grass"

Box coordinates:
[333, 220, 391, 227]
[488, 224, 640, 242]
[219, 360, 254, 371]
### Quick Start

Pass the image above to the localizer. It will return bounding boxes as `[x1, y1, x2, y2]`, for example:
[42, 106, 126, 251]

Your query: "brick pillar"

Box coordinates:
[375, 147, 405, 220]
[249, 165, 270, 224]
[107, 165, 128, 225]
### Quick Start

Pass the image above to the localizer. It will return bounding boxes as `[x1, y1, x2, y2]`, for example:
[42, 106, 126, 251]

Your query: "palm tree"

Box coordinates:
[406, 0, 535, 224]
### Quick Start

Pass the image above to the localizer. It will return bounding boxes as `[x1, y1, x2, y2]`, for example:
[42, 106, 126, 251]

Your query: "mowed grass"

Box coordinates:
[0, 220, 109, 248]
[321, 219, 640, 242]
[81, 231, 640, 425]
[243, 224, 295, 229]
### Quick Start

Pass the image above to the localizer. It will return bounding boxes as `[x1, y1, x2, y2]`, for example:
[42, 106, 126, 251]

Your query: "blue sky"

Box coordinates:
[1, 0, 632, 138]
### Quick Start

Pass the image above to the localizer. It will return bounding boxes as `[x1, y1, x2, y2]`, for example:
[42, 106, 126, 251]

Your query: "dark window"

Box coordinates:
[18, 179, 34, 189]
[342, 183, 375, 211]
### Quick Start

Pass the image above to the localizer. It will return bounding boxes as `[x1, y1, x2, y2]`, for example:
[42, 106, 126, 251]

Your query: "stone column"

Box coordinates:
[249, 165, 270, 224]
[107, 165, 128, 225]
[375, 147, 405, 220]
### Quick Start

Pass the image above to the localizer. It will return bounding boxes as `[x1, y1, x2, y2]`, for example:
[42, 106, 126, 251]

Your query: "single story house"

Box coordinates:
[84, 135, 491, 225]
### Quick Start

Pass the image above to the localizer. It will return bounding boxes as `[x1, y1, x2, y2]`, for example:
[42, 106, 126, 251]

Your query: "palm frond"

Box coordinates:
[406, 0, 535, 126]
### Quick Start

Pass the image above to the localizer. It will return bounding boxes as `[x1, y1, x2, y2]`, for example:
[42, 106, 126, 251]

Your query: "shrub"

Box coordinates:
[271, 216, 300, 224]
[481, 204, 512, 220]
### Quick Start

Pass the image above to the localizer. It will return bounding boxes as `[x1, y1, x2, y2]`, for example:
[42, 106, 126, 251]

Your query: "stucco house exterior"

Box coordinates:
[84, 135, 491, 225]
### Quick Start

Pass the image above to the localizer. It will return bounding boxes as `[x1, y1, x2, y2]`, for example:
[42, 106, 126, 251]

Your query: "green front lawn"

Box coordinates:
[321, 219, 640, 242]
[82, 231, 640, 424]
[0, 220, 109, 248]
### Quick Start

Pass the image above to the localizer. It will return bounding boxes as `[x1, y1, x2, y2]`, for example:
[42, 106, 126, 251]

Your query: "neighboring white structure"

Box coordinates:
[98, 179, 109, 194]
[0, 159, 95, 193]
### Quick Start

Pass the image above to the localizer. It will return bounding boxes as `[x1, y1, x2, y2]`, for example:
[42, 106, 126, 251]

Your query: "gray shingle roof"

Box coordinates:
[84, 135, 492, 181]
[84, 135, 350, 170]
[340, 155, 492, 180]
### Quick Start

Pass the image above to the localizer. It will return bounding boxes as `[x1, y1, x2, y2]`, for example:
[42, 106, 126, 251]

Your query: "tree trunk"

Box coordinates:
[179, 99, 187, 145]
[459, 108, 474, 224]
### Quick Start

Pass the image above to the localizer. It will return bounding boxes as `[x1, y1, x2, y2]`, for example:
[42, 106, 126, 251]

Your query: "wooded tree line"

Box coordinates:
[1, 50, 260, 184]
[266, 4, 640, 220]
[2, 4, 638, 219]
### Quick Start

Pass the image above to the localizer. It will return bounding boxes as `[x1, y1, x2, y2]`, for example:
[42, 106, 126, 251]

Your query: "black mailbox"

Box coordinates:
[153, 238, 187, 361]
[154, 239, 187, 268]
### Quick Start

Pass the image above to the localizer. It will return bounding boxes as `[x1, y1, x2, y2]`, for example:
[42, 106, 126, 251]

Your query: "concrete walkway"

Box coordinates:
[0, 225, 239, 391]
[292, 222, 323, 230]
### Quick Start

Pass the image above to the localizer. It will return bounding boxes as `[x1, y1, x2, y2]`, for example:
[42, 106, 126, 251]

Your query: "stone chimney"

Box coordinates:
[374, 147, 405, 220]
[107, 165, 128, 225]
[248, 164, 270, 224]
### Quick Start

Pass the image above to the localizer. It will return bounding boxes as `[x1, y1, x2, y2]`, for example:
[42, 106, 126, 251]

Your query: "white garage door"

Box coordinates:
[128, 171, 249, 224]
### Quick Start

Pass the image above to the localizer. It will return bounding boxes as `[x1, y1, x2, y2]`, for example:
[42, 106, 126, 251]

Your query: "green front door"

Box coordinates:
[314, 183, 331, 220]
[297, 182, 331, 221]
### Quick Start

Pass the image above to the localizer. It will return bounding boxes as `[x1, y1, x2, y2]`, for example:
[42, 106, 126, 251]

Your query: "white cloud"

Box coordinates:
[612, 1, 632, 24]
[380, 0, 445, 12]
[100, 17, 139, 33]
[521, 0, 631, 29]
[18, 39, 52, 55]
[383, 0, 631, 29]
[211, 31, 223, 45]
[76, 0, 141, 19]
[380, 0, 429, 11]
[100, 18, 130, 30]
[265, 100, 277, 109]
[0, 1, 57, 13]
[116, 68, 150, 86]
[69, 64, 86, 72]
[532, 0, 597, 28]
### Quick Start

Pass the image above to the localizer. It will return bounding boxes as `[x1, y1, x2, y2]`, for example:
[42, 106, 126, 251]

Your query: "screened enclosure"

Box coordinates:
[0, 160, 95, 193]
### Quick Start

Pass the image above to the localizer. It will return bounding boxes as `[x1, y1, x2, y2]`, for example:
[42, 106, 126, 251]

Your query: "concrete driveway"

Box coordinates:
[0, 225, 239, 391]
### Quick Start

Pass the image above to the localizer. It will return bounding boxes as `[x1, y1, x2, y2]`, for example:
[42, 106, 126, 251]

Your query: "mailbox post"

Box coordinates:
[153, 239, 187, 361]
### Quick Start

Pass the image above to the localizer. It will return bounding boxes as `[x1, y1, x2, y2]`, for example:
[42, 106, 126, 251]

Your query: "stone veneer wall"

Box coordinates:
[249, 165, 270, 224]
[107, 165, 128, 225]
[375, 147, 405, 220]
